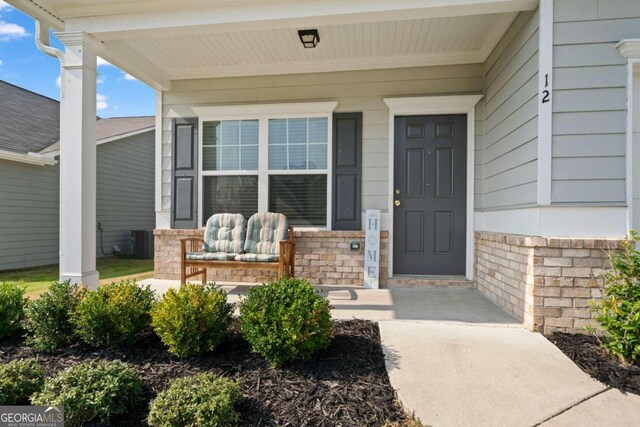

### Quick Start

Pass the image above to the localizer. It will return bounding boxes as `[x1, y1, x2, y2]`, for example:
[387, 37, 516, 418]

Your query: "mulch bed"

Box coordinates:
[0, 319, 410, 426]
[546, 333, 640, 395]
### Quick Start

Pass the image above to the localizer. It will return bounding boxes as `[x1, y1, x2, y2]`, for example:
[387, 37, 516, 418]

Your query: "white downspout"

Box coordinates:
[34, 20, 63, 61]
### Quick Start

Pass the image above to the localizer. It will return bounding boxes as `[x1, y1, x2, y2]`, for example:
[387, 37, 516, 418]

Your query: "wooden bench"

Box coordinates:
[180, 213, 295, 284]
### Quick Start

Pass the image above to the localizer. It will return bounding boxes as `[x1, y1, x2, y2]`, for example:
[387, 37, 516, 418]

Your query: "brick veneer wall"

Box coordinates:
[155, 229, 388, 286]
[475, 231, 624, 334]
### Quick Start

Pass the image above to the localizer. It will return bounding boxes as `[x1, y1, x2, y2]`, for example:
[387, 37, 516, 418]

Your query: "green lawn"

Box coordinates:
[0, 258, 154, 298]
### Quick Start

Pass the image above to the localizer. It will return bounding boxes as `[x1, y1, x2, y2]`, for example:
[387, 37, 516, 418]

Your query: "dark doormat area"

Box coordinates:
[546, 333, 640, 395]
[1, 319, 413, 426]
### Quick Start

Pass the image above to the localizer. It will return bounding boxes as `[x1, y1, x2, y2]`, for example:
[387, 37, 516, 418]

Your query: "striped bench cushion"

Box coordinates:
[203, 213, 246, 254]
[235, 253, 279, 262]
[186, 252, 238, 261]
[244, 212, 289, 255]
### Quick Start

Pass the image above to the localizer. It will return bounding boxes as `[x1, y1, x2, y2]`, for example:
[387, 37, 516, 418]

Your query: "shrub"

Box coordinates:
[0, 282, 27, 339]
[25, 281, 87, 352]
[0, 358, 44, 405]
[151, 284, 233, 357]
[148, 373, 242, 427]
[591, 231, 640, 363]
[31, 360, 143, 426]
[239, 277, 332, 366]
[73, 280, 154, 348]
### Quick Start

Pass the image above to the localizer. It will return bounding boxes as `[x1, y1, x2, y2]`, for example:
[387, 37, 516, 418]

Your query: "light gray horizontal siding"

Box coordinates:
[162, 64, 484, 229]
[0, 159, 60, 271]
[551, 0, 639, 204]
[96, 131, 155, 256]
[0, 132, 155, 272]
[476, 10, 539, 210]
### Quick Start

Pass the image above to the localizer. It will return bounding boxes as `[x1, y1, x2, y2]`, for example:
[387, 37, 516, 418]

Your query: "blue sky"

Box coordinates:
[0, 1, 154, 117]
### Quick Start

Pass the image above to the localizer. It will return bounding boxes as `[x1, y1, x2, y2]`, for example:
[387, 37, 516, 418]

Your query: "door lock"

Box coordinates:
[394, 200, 401, 207]
[395, 189, 400, 195]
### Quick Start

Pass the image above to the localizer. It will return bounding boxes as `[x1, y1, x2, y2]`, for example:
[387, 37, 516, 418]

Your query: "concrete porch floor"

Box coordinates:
[139, 279, 640, 426]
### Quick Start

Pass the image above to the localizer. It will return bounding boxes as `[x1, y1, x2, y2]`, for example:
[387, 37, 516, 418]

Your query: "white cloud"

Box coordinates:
[55, 76, 61, 88]
[97, 75, 105, 84]
[123, 72, 137, 81]
[96, 93, 108, 110]
[0, 1, 11, 11]
[97, 57, 112, 67]
[0, 59, 3, 66]
[0, 20, 27, 41]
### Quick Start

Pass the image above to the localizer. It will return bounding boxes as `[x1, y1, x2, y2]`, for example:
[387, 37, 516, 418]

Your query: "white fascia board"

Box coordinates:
[65, 0, 537, 41]
[43, 127, 155, 157]
[0, 149, 57, 166]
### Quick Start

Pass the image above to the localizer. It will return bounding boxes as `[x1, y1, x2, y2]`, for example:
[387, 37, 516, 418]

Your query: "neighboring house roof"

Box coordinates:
[0, 80, 154, 164]
[0, 80, 60, 155]
[40, 116, 156, 154]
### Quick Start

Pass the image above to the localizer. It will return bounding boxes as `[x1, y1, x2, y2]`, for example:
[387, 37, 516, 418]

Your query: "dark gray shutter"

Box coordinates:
[332, 112, 362, 230]
[171, 118, 198, 229]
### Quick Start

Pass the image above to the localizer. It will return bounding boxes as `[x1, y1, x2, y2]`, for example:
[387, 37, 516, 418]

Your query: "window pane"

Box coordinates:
[241, 146, 258, 170]
[220, 146, 239, 170]
[220, 121, 239, 146]
[202, 120, 258, 171]
[203, 176, 258, 225]
[269, 175, 327, 226]
[308, 144, 327, 169]
[288, 118, 307, 144]
[269, 119, 287, 145]
[241, 120, 258, 145]
[202, 146, 218, 170]
[288, 144, 307, 169]
[308, 118, 328, 143]
[269, 145, 287, 169]
[202, 121, 218, 147]
[268, 117, 328, 170]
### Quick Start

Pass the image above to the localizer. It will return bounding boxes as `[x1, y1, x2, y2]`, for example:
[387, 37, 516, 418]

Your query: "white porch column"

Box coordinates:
[56, 32, 99, 288]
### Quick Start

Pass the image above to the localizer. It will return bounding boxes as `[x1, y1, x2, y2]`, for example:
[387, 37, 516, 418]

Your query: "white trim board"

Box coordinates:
[617, 39, 640, 233]
[537, 0, 553, 206]
[383, 94, 483, 281]
[475, 206, 628, 238]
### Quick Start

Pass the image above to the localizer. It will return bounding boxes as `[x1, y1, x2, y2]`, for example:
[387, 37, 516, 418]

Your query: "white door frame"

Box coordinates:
[383, 94, 483, 280]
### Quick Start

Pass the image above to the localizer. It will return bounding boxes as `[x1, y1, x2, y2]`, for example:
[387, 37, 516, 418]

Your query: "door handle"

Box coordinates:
[394, 200, 401, 207]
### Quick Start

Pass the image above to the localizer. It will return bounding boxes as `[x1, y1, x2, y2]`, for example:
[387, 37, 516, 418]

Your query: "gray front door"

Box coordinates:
[393, 115, 467, 275]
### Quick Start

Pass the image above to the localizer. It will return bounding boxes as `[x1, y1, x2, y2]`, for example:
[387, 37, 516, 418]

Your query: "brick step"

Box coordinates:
[386, 276, 476, 289]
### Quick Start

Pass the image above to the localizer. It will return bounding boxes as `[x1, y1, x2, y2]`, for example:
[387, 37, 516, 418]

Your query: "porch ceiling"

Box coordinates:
[9, 0, 538, 89]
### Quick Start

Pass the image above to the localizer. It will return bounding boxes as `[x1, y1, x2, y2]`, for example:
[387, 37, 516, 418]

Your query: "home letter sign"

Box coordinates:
[364, 209, 381, 289]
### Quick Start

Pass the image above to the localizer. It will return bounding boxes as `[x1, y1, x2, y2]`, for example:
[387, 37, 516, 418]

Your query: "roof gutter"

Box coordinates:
[0, 149, 58, 166]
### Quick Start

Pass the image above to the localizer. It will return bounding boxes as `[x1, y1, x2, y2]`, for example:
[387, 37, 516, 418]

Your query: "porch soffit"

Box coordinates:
[9, 0, 538, 87]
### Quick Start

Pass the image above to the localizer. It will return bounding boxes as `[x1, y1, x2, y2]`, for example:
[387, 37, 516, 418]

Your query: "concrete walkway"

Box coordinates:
[140, 280, 640, 426]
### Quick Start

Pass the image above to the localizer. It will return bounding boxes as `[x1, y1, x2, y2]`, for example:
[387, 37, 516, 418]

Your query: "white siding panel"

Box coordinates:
[476, 10, 539, 210]
[552, 0, 640, 204]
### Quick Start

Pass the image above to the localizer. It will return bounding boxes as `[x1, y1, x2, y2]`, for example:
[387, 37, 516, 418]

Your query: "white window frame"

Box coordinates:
[196, 101, 338, 229]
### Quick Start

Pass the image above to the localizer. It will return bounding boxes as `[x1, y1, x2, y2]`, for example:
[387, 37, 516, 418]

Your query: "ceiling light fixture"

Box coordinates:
[298, 29, 320, 48]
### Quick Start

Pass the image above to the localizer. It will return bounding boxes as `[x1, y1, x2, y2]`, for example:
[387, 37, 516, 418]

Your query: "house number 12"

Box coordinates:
[541, 73, 551, 103]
